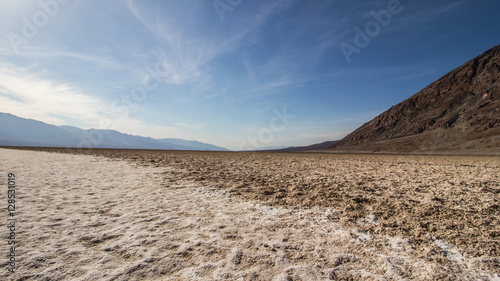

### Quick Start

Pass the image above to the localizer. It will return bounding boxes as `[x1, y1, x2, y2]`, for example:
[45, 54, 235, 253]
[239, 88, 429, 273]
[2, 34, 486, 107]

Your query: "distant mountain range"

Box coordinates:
[326, 44, 500, 155]
[0, 113, 229, 151]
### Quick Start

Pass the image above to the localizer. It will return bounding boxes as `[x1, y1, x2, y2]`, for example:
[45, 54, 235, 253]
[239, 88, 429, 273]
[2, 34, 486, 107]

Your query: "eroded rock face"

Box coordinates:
[333, 45, 500, 154]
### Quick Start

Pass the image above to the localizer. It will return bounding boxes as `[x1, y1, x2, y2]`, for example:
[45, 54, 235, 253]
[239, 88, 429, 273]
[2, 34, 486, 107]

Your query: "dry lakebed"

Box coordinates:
[0, 147, 499, 280]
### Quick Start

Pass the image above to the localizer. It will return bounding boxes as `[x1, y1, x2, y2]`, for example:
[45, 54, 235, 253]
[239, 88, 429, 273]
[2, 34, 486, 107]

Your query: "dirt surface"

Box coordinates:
[1, 147, 499, 280]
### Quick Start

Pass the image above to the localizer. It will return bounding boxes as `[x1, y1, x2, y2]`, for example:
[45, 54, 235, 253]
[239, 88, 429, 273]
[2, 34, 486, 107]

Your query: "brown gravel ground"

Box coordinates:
[9, 147, 500, 276]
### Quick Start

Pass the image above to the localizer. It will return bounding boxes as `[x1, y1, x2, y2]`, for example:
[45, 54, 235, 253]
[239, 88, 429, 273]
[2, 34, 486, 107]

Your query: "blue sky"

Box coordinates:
[0, 0, 499, 150]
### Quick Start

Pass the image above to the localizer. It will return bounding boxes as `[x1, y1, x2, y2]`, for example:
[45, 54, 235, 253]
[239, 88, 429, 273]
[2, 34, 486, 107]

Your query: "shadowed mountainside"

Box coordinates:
[331, 45, 500, 155]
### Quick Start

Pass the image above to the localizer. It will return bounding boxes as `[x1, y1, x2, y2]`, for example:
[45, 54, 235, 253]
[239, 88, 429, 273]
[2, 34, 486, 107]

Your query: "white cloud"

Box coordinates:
[0, 62, 104, 125]
[0, 61, 200, 141]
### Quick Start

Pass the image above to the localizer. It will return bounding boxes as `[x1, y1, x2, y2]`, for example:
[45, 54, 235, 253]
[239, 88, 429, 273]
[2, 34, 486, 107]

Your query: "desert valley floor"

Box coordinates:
[0, 148, 499, 280]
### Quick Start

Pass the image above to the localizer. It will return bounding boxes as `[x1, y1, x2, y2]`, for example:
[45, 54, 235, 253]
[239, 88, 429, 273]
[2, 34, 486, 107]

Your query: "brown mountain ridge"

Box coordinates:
[331, 44, 500, 155]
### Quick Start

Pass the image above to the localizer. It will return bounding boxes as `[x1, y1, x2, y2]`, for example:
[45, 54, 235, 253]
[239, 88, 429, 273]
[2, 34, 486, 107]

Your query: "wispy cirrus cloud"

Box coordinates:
[0, 45, 126, 70]
[125, 0, 299, 88]
[125, 1, 217, 85]
[383, 1, 466, 33]
[408, 1, 465, 22]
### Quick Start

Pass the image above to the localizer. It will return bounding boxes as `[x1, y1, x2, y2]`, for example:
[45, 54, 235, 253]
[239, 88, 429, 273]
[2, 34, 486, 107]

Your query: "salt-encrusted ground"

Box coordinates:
[0, 148, 498, 280]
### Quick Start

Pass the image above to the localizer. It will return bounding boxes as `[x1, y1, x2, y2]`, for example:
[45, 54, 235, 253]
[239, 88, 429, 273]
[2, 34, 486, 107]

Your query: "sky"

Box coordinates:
[0, 0, 499, 150]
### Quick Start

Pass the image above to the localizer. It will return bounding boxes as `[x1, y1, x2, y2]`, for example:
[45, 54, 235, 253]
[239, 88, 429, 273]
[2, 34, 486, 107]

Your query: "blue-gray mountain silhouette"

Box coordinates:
[0, 113, 229, 151]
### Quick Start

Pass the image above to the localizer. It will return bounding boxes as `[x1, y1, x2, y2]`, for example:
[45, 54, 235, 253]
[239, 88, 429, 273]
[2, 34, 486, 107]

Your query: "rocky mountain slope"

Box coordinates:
[331, 45, 500, 155]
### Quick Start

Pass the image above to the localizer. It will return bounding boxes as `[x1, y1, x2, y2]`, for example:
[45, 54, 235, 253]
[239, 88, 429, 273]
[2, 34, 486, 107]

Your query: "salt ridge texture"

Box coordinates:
[0, 149, 498, 280]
